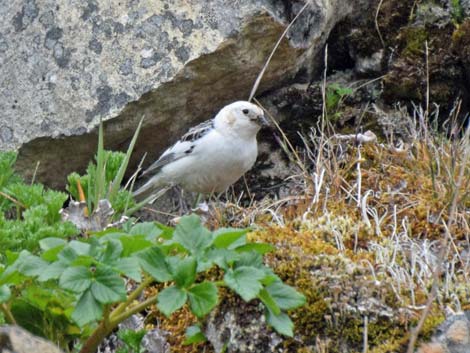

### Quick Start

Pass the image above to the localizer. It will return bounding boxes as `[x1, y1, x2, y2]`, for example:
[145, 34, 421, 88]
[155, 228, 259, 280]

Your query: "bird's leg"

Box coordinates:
[174, 185, 189, 215]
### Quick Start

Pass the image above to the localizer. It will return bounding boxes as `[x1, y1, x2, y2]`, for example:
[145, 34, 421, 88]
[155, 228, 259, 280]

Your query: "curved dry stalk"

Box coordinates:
[248, 1, 311, 101]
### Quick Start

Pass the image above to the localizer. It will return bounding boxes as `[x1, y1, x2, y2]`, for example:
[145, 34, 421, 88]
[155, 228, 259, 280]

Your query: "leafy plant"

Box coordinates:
[67, 117, 144, 219]
[0, 152, 77, 255]
[325, 83, 353, 121]
[116, 329, 147, 353]
[450, 0, 464, 24]
[0, 214, 305, 353]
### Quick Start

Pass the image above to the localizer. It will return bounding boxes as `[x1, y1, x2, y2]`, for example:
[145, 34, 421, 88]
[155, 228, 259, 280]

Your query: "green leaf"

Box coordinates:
[212, 228, 248, 249]
[69, 241, 92, 256]
[204, 249, 240, 271]
[91, 266, 127, 303]
[173, 215, 212, 255]
[58, 246, 78, 264]
[130, 222, 162, 240]
[15, 251, 48, 277]
[99, 239, 123, 264]
[266, 282, 306, 310]
[72, 289, 103, 327]
[265, 308, 293, 337]
[114, 257, 142, 282]
[183, 325, 206, 345]
[39, 237, 67, 251]
[138, 247, 172, 282]
[117, 329, 147, 352]
[224, 266, 265, 301]
[119, 235, 153, 257]
[171, 256, 197, 288]
[187, 282, 218, 318]
[235, 243, 275, 254]
[258, 288, 280, 315]
[109, 115, 144, 203]
[235, 251, 263, 268]
[0, 285, 11, 303]
[38, 261, 68, 281]
[59, 266, 92, 293]
[157, 285, 188, 317]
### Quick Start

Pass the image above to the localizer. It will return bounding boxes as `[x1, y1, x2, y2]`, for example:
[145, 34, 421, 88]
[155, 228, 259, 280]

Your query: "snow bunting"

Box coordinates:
[133, 101, 268, 199]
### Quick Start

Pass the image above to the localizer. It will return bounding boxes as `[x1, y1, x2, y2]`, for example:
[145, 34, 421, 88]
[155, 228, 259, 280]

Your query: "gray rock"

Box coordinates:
[0, 0, 373, 188]
[0, 325, 64, 353]
[417, 312, 470, 353]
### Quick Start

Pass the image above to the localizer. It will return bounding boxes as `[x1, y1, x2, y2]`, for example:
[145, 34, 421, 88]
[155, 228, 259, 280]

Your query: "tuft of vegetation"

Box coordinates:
[0, 152, 77, 254]
[0, 214, 305, 353]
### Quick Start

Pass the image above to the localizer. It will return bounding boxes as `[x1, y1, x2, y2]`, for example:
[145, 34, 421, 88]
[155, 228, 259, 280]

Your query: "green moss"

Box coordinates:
[400, 27, 428, 58]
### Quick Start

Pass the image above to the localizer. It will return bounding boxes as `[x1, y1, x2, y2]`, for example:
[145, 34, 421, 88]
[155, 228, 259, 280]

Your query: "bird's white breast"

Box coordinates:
[160, 130, 258, 193]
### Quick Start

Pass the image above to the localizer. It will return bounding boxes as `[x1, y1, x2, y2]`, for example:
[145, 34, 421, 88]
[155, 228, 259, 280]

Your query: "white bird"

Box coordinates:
[133, 101, 268, 200]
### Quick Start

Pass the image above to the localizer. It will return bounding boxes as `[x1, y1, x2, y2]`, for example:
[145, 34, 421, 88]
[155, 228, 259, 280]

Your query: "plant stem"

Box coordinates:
[79, 320, 114, 353]
[110, 294, 158, 324]
[0, 303, 16, 325]
[110, 276, 153, 319]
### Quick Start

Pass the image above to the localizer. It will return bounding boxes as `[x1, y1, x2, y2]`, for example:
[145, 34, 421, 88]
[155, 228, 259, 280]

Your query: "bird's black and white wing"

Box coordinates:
[141, 119, 215, 176]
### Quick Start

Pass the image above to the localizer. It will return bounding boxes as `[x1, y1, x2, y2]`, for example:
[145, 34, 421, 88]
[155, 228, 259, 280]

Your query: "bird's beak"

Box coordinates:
[258, 114, 269, 127]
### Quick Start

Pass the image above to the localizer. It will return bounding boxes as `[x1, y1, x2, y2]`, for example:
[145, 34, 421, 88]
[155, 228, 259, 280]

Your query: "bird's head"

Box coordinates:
[215, 101, 268, 139]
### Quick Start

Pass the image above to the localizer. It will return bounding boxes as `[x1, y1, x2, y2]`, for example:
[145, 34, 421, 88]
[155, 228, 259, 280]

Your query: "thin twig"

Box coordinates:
[0, 191, 26, 209]
[375, 0, 385, 47]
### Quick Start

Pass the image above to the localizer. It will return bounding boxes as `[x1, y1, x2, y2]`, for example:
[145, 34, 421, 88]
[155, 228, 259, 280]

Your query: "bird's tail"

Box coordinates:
[132, 177, 166, 203]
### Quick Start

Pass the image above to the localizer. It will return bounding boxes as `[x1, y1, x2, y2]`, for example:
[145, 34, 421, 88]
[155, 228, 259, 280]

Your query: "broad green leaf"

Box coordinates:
[0, 285, 10, 303]
[235, 243, 275, 254]
[173, 215, 212, 255]
[72, 289, 103, 327]
[203, 249, 240, 271]
[224, 266, 264, 301]
[39, 237, 67, 251]
[114, 257, 142, 282]
[99, 239, 123, 264]
[258, 288, 280, 315]
[41, 245, 66, 262]
[171, 256, 197, 288]
[91, 266, 126, 303]
[15, 251, 48, 277]
[58, 246, 78, 264]
[59, 266, 92, 292]
[234, 251, 263, 268]
[183, 325, 206, 345]
[119, 235, 153, 257]
[130, 222, 162, 240]
[265, 308, 293, 337]
[157, 285, 187, 317]
[138, 247, 172, 282]
[38, 261, 68, 281]
[70, 255, 95, 267]
[187, 282, 218, 318]
[266, 282, 306, 310]
[69, 241, 92, 256]
[155, 223, 174, 240]
[212, 228, 248, 249]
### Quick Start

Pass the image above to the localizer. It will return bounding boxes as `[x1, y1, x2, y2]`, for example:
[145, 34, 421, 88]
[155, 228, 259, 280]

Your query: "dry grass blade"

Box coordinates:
[248, 1, 310, 101]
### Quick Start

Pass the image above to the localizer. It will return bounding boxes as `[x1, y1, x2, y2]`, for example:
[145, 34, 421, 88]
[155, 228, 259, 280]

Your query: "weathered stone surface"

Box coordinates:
[0, 325, 64, 353]
[0, 0, 373, 188]
[417, 312, 470, 353]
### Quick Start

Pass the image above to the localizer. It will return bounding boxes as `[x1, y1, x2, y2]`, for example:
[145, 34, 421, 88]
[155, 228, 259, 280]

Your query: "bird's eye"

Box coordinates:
[242, 109, 249, 115]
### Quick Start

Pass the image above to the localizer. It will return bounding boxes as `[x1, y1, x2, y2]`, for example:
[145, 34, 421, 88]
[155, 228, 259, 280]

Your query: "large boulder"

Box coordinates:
[0, 0, 372, 188]
[0, 325, 64, 353]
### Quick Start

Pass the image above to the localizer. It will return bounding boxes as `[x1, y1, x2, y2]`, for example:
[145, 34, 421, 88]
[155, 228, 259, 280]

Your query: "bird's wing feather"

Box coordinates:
[180, 119, 214, 142]
[142, 119, 214, 175]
